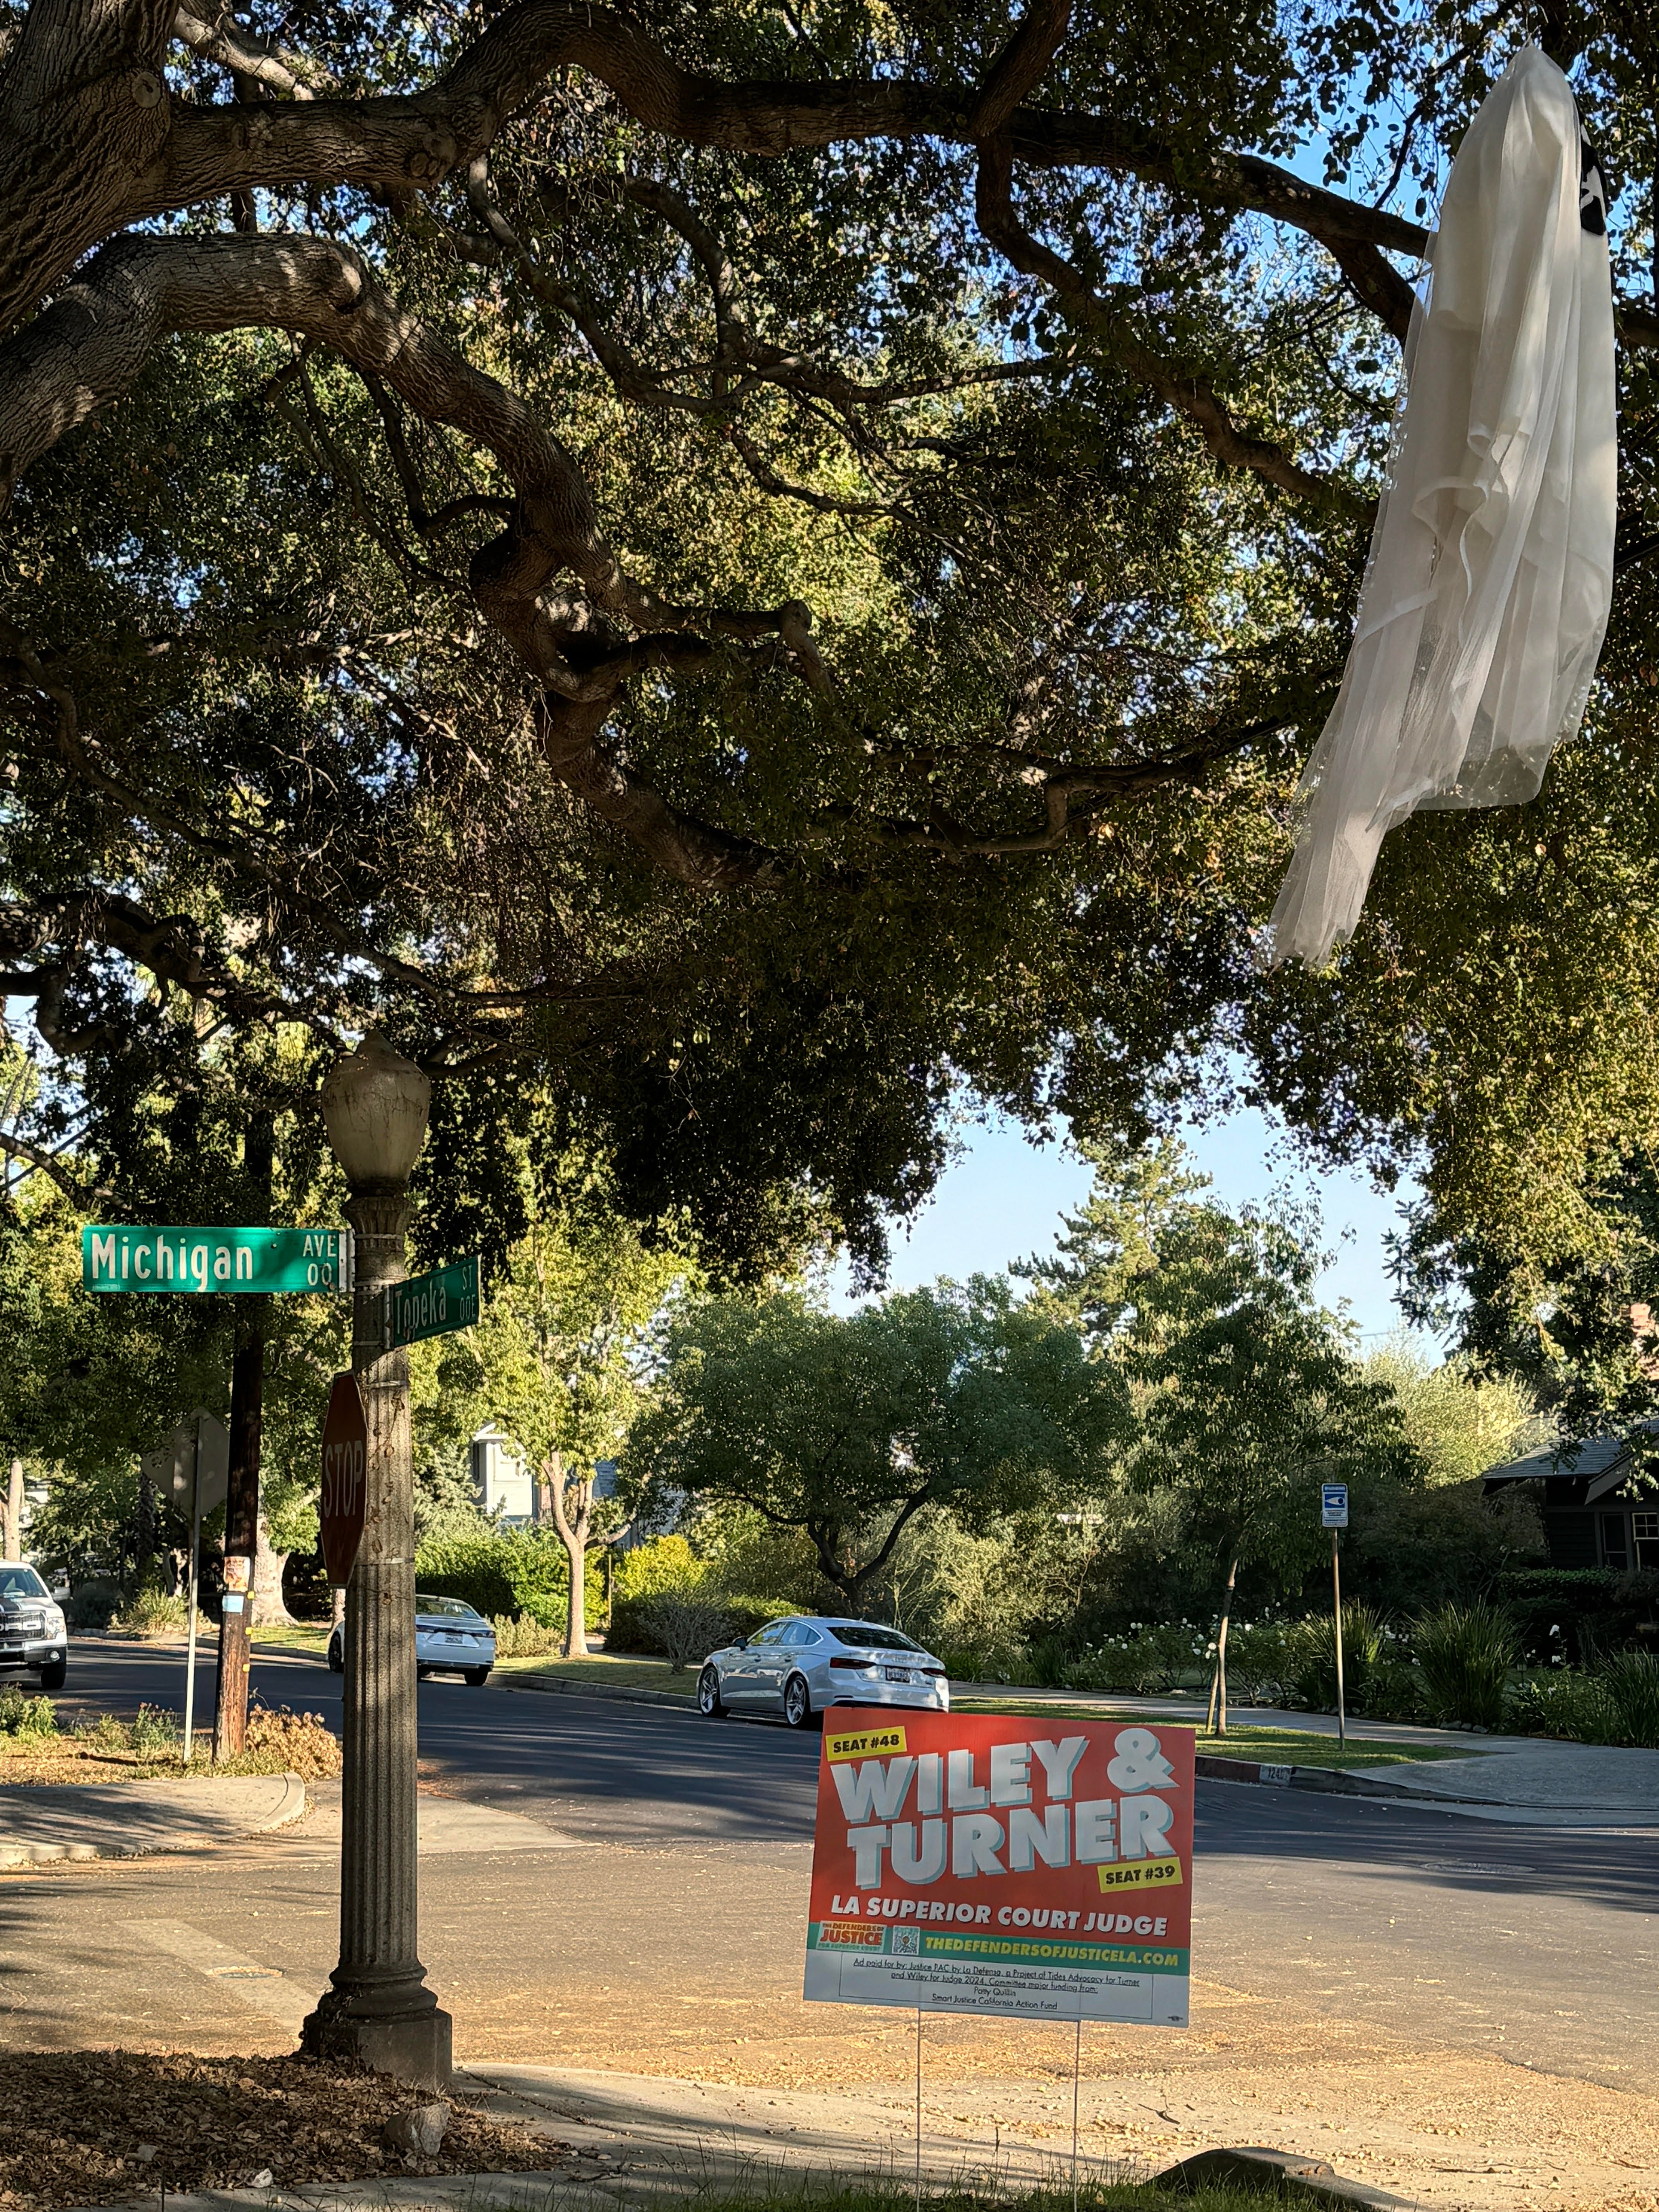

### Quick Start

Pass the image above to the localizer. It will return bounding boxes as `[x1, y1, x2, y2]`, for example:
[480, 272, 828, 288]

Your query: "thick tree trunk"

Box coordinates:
[1207, 1554, 1240, 1737]
[1, 1457, 21, 1557]
[249, 1513, 292, 1626]
[560, 1527, 586, 1659]
[135, 1462, 156, 1585]
[544, 1453, 592, 1659]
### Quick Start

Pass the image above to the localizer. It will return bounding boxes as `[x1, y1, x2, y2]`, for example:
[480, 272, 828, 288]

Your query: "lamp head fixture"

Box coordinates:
[319, 1032, 431, 1190]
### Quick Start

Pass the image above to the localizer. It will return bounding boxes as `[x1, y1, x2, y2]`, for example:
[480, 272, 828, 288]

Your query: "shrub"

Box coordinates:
[1283, 1605, 1389, 1713]
[641, 1592, 734, 1673]
[1513, 1650, 1659, 1747]
[1412, 1599, 1520, 1727]
[613, 1535, 709, 1602]
[130, 1703, 180, 1752]
[491, 1612, 563, 1658]
[242, 1704, 342, 1778]
[0, 1685, 56, 1737]
[608, 1582, 793, 1655]
[110, 1589, 190, 1638]
[65, 1578, 123, 1630]
[414, 1528, 567, 1621]
[928, 1642, 1001, 1683]
[1359, 1656, 1426, 1723]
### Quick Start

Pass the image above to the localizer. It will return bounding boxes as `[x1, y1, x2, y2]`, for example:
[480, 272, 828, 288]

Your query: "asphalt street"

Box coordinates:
[7, 1632, 1654, 2097]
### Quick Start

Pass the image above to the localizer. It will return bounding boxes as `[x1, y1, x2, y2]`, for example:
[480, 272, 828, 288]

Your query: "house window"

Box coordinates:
[1634, 1511, 1659, 1571]
[1600, 1512, 1630, 1570]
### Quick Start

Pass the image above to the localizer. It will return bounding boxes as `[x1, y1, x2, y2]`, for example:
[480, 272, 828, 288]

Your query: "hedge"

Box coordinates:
[607, 1589, 795, 1654]
[414, 1528, 601, 1627]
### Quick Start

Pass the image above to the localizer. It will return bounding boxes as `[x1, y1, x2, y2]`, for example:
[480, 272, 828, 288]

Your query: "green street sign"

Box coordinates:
[384, 1255, 480, 1348]
[82, 1225, 352, 1295]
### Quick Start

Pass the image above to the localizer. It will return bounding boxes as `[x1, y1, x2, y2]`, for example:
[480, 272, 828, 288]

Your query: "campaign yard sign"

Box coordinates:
[804, 1709, 1193, 2027]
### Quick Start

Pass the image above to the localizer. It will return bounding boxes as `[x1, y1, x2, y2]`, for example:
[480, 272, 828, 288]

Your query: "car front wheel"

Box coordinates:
[326, 1635, 344, 1673]
[37, 1657, 66, 1692]
[698, 1666, 728, 1717]
[783, 1673, 816, 1730]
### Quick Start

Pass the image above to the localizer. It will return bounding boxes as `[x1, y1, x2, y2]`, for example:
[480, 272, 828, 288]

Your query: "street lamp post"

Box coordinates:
[301, 1033, 452, 2088]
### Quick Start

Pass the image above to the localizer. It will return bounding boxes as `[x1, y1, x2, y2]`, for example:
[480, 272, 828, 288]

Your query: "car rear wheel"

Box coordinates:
[37, 1657, 65, 1692]
[464, 1666, 491, 1686]
[326, 1634, 343, 1673]
[783, 1673, 816, 1730]
[698, 1665, 728, 1717]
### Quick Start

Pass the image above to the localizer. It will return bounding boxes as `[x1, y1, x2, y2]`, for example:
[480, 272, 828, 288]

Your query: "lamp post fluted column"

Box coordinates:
[301, 1034, 452, 2089]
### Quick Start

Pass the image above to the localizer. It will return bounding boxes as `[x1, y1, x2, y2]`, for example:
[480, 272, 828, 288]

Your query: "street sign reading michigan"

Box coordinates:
[82, 1226, 352, 1295]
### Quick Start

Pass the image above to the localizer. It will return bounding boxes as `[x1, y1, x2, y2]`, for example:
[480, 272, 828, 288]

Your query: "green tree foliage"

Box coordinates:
[1360, 1334, 1542, 1487]
[12, 0, 1659, 1301]
[419, 1187, 690, 1651]
[624, 1278, 1127, 1601]
[1125, 1202, 1422, 1723]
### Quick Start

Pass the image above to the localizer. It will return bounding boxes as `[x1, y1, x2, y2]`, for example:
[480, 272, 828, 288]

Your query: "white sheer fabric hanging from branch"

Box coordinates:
[1268, 45, 1617, 968]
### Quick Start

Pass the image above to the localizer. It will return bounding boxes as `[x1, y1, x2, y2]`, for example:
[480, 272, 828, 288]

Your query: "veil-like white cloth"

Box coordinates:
[1268, 45, 1616, 967]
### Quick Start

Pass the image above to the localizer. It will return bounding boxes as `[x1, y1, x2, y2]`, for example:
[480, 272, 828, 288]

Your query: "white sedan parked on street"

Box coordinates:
[698, 1615, 949, 1729]
[327, 1592, 496, 1684]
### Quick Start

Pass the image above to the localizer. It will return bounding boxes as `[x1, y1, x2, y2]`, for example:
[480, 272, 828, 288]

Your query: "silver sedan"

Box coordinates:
[697, 1615, 950, 1729]
[327, 1592, 496, 1684]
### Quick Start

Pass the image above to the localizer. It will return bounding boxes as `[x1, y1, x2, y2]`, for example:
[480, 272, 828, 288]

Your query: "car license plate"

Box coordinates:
[883, 1666, 915, 1684]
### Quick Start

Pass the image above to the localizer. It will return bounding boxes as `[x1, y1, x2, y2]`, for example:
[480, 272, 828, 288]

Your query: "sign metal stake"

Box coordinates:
[1332, 1529, 1347, 1746]
[914, 2007, 922, 2212]
[1071, 2015, 1082, 2212]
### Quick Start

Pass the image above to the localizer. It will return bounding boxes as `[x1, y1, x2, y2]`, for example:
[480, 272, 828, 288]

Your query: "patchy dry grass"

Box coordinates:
[0, 1704, 341, 1785]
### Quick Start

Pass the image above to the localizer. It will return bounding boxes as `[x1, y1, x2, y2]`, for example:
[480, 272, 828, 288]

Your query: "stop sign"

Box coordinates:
[319, 1372, 369, 1587]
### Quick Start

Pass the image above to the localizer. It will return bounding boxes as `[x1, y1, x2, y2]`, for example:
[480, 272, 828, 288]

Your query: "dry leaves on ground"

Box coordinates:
[0, 2050, 565, 2210]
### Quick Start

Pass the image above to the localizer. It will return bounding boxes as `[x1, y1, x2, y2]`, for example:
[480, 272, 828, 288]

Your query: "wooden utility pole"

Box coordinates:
[215, 1111, 272, 1761]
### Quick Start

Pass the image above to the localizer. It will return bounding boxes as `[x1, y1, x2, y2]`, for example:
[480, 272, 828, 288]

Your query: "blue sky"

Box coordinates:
[828, 1103, 1437, 1350]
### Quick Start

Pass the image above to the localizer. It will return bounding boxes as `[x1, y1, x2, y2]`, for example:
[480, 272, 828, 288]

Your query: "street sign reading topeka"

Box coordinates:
[384, 1255, 479, 1348]
[319, 1372, 370, 1587]
[805, 1709, 1194, 2025]
[82, 1225, 351, 1295]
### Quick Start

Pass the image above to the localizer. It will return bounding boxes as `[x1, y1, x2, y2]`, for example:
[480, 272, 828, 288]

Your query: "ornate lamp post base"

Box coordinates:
[301, 1982, 453, 2091]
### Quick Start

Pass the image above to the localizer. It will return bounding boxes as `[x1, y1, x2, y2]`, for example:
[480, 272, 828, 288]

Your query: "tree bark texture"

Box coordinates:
[544, 1452, 592, 1659]
[1208, 1553, 1239, 1738]
[1, 1458, 21, 1558]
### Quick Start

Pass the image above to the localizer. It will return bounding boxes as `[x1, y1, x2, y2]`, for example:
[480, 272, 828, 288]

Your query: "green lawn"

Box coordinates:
[250, 1620, 331, 1655]
[952, 1701, 1474, 1769]
[496, 1650, 698, 1696]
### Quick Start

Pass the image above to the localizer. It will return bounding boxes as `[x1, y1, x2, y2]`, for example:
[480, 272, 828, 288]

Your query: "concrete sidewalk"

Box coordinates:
[1349, 1738, 1659, 1822]
[0, 1771, 307, 1867]
[76, 2065, 1409, 2212]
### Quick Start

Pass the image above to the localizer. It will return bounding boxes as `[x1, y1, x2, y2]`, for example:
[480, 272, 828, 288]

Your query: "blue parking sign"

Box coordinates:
[1321, 1484, 1349, 1529]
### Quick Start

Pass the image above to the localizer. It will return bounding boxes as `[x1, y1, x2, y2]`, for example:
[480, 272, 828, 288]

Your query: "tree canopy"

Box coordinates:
[7, 0, 1659, 1287]
[623, 1277, 1127, 1598]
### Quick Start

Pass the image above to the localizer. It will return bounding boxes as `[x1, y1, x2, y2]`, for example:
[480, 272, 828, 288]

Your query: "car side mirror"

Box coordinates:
[735, 1635, 749, 1649]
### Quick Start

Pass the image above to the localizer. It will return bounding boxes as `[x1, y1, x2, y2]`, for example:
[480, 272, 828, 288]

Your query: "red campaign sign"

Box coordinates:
[319, 1372, 369, 1588]
[804, 1707, 1194, 2025]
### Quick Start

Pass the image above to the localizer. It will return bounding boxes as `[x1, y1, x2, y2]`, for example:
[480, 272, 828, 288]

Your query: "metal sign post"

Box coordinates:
[1322, 1483, 1350, 1745]
[144, 1414, 230, 1763]
[183, 1429, 202, 1762]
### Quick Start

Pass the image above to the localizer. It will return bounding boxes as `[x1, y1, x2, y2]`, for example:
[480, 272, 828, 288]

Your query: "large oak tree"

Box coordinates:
[5, 0, 1659, 1288]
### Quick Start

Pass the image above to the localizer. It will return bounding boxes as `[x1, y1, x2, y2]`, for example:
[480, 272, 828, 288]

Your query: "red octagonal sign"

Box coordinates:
[319, 1372, 369, 1588]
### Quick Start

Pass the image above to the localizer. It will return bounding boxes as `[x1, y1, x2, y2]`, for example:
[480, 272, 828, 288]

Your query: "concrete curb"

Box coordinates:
[498, 1674, 696, 1712]
[1194, 1752, 1429, 1800]
[0, 1769, 308, 1869]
